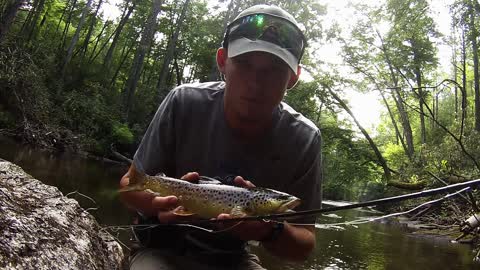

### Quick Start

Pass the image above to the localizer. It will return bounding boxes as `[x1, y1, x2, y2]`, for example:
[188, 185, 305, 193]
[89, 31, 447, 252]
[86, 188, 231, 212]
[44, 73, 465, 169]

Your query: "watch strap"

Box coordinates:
[261, 222, 285, 242]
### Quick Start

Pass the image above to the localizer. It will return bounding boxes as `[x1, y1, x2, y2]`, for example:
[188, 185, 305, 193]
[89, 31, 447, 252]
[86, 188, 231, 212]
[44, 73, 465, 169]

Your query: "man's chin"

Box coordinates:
[237, 111, 264, 123]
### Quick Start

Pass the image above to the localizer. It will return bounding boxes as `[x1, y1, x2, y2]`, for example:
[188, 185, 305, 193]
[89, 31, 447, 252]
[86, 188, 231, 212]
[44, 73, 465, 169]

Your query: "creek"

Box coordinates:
[1, 136, 478, 269]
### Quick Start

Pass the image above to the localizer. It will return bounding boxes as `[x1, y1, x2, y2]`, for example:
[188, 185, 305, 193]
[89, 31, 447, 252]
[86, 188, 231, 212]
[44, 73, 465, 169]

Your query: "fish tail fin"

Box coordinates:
[118, 171, 146, 193]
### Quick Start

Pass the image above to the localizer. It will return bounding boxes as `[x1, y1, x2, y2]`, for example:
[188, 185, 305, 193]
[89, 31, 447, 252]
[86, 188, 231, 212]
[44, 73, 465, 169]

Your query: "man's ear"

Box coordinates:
[287, 65, 301, 89]
[216, 47, 227, 74]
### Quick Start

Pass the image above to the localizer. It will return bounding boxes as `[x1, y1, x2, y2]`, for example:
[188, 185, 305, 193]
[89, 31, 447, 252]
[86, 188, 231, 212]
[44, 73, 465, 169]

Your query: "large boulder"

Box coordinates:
[0, 159, 125, 269]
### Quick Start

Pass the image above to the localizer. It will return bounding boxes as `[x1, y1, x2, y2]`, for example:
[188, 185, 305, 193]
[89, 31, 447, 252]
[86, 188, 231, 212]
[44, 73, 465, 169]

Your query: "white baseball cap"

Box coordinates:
[223, 5, 306, 75]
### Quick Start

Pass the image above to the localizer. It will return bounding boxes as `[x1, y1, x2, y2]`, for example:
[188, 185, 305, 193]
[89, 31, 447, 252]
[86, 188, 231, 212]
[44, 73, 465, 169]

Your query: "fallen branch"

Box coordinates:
[421, 223, 458, 230]
[387, 180, 427, 190]
[110, 144, 132, 164]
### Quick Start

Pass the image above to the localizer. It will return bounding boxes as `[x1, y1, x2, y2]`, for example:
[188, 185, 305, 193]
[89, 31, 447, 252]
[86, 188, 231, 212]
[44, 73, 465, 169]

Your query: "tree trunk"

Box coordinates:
[0, 0, 24, 43]
[413, 80, 480, 171]
[39, 9, 48, 29]
[393, 88, 415, 155]
[55, 0, 71, 36]
[88, 19, 111, 62]
[462, 27, 468, 121]
[80, 0, 104, 62]
[378, 30, 414, 158]
[62, 0, 94, 76]
[122, 0, 163, 120]
[452, 27, 459, 118]
[469, 0, 480, 131]
[61, 0, 78, 49]
[110, 39, 135, 88]
[434, 93, 439, 129]
[208, 0, 240, 81]
[326, 86, 391, 180]
[156, 0, 190, 96]
[381, 90, 409, 158]
[25, 0, 46, 42]
[103, 0, 136, 70]
[174, 53, 182, 86]
[413, 48, 427, 145]
[20, 0, 38, 34]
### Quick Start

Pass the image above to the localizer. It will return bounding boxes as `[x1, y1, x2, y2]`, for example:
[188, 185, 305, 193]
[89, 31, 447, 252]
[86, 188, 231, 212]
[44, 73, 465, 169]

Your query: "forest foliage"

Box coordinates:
[1, 0, 480, 201]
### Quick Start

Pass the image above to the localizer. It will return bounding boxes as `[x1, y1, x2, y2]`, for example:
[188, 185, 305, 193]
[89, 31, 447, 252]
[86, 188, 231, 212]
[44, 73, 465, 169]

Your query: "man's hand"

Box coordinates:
[232, 175, 255, 188]
[153, 172, 200, 223]
[216, 214, 275, 241]
[119, 166, 202, 222]
[216, 176, 274, 241]
[217, 175, 316, 261]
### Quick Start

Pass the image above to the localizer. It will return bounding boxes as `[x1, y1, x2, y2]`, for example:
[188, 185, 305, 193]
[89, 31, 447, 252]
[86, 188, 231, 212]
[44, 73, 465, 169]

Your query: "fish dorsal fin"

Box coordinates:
[155, 172, 166, 177]
[249, 187, 267, 192]
[198, 176, 223, 185]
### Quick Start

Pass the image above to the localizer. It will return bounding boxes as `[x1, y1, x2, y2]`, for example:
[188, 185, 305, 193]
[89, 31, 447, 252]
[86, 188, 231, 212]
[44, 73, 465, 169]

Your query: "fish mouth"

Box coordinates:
[277, 198, 301, 212]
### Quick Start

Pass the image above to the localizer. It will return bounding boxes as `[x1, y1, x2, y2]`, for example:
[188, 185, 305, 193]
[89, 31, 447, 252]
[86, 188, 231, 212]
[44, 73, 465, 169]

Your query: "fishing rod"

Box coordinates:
[195, 178, 480, 224]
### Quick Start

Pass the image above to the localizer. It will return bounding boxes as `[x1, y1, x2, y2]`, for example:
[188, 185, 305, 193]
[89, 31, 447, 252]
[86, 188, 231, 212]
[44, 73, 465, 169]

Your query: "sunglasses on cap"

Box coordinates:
[224, 14, 306, 63]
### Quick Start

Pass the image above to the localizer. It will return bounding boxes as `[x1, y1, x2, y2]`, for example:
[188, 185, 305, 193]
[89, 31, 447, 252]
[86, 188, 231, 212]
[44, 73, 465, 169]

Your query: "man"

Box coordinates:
[120, 4, 322, 270]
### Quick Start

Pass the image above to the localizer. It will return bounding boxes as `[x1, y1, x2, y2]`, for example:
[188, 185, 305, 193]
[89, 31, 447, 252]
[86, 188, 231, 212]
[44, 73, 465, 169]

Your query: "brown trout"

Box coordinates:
[119, 173, 301, 219]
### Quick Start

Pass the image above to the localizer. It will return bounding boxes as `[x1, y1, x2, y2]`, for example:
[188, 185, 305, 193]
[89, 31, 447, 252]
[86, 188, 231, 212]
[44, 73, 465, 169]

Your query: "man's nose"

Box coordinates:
[249, 67, 269, 87]
[247, 69, 265, 93]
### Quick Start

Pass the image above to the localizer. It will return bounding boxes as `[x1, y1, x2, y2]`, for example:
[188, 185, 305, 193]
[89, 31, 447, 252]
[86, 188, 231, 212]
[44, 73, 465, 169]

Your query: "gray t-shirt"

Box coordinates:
[133, 81, 322, 249]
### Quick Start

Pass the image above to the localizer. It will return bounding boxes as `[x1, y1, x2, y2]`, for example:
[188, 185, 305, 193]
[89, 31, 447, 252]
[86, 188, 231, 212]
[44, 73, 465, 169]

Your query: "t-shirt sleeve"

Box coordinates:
[289, 131, 323, 224]
[133, 90, 177, 176]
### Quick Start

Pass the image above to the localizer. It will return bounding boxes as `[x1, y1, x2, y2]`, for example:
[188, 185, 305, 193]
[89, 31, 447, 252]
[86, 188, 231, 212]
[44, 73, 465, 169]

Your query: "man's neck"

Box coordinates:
[224, 111, 272, 142]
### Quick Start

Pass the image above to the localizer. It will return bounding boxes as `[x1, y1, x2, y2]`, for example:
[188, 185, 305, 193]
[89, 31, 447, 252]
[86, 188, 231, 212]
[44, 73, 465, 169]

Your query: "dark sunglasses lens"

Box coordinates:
[228, 14, 304, 59]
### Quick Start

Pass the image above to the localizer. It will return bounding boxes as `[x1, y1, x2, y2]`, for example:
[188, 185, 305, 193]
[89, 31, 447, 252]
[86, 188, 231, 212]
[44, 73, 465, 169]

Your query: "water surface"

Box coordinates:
[1, 137, 478, 269]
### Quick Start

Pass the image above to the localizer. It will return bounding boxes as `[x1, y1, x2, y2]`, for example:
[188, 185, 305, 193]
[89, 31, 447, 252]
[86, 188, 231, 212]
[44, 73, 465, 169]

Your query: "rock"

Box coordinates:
[0, 159, 125, 269]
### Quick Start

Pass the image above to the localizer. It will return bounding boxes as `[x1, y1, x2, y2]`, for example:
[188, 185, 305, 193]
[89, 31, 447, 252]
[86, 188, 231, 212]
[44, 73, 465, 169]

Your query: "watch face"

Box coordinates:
[262, 221, 285, 242]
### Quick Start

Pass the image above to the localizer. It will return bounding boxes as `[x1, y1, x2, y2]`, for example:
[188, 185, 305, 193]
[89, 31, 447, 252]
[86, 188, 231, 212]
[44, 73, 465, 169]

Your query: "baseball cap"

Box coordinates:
[222, 5, 306, 75]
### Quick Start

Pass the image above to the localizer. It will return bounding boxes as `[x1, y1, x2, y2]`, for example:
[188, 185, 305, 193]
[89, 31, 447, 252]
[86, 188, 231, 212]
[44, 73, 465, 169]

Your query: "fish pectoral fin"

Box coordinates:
[144, 189, 161, 196]
[118, 186, 137, 193]
[173, 206, 195, 216]
[230, 206, 247, 218]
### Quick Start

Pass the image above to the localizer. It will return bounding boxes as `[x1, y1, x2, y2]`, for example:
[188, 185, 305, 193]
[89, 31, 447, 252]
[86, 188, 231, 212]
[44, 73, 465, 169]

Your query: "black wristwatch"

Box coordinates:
[261, 222, 285, 242]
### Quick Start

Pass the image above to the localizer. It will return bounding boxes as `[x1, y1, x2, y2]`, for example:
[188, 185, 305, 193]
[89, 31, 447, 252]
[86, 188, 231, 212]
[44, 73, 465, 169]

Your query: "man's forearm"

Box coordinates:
[262, 224, 316, 261]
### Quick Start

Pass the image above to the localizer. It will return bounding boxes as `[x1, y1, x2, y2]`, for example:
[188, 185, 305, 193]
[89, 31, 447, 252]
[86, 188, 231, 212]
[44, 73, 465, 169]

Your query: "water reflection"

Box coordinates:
[1, 136, 478, 269]
[255, 209, 478, 269]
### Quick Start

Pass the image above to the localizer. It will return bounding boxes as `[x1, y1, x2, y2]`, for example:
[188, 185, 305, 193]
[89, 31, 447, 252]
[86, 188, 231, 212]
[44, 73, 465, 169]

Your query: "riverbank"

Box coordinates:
[0, 134, 131, 166]
[392, 216, 462, 240]
[386, 196, 480, 262]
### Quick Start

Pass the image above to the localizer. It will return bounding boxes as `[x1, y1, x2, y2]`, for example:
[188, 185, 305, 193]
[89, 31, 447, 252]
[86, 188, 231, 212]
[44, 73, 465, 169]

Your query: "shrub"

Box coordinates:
[111, 121, 134, 146]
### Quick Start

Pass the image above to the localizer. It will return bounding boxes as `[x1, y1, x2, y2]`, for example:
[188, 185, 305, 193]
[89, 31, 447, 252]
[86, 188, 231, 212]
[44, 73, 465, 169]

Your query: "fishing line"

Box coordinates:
[269, 187, 471, 229]
[65, 190, 97, 205]
[107, 180, 479, 235]
[193, 178, 480, 224]
[105, 184, 474, 233]
[103, 220, 276, 235]
[64, 190, 99, 215]
[316, 187, 471, 228]
[102, 223, 217, 233]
